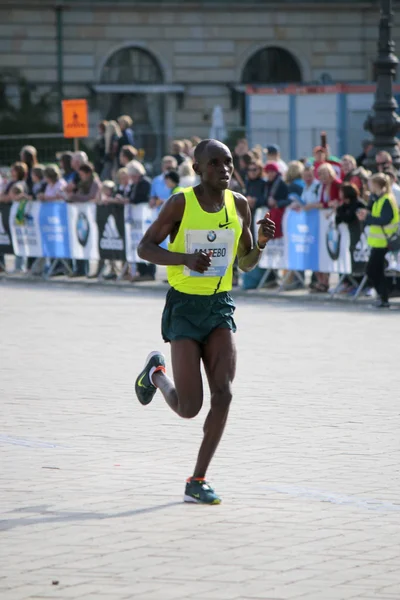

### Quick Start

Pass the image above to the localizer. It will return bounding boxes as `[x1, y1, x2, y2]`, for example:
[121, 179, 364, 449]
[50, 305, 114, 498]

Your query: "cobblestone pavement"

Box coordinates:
[1, 282, 400, 600]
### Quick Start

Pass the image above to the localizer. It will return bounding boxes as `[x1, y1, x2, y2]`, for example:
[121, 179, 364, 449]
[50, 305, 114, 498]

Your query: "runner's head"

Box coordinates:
[193, 139, 233, 191]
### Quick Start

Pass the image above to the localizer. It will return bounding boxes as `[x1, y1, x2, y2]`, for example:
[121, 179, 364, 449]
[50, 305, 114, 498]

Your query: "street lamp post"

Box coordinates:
[364, 0, 400, 170]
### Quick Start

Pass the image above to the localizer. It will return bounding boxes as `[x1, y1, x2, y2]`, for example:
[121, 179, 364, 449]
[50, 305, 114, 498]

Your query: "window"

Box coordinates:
[101, 46, 163, 84]
[242, 46, 302, 84]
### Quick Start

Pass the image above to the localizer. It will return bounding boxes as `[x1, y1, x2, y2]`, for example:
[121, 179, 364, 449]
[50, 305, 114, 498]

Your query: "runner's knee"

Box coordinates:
[179, 399, 202, 419]
[211, 387, 232, 412]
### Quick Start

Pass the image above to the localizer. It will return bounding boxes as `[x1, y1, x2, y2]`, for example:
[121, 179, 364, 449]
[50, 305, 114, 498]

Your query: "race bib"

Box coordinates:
[184, 228, 234, 277]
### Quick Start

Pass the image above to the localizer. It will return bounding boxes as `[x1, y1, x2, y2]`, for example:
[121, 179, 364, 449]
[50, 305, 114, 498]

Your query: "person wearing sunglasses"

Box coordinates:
[245, 160, 266, 213]
[375, 150, 393, 172]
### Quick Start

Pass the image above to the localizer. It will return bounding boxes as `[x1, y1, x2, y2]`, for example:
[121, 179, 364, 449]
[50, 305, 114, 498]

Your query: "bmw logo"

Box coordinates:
[76, 212, 90, 246]
[326, 222, 341, 260]
[207, 230, 217, 242]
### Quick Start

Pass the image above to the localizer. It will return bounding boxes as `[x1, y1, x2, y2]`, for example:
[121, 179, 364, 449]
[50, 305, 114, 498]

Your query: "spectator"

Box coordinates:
[357, 173, 399, 308]
[178, 159, 198, 188]
[170, 140, 186, 166]
[60, 152, 75, 185]
[317, 163, 342, 209]
[67, 162, 100, 203]
[9, 182, 28, 202]
[126, 160, 152, 205]
[336, 183, 366, 230]
[114, 168, 132, 202]
[334, 184, 367, 295]
[245, 160, 266, 213]
[341, 155, 364, 195]
[286, 161, 305, 205]
[300, 165, 320, 207]
[182, 139, 193, 158]
[266, 144, 288, 175]
[164, 170, 183, 195]
[20, 145, 38, 195]
[384, 167, 400, 207]
[375, 150, 393, 173]
[102, 120, 121, 180]
[312, 145, 328, 178]
[125, 160, 155, 282]
[119, 145, 138, 168]
[93, 120, 108, 175]
[0, 162, 27, 202]
[97, 180, 116, 204]
[36, 165, 67, 201]
[239, 152, 254, 178]
[263, 162, 289, 239]
[356, 139, 373, 167]
[150, 155, 177, 206]
[117, 115, 134, 149]
[232, 138, 249, 188]
[66, 151, 89, 194]
[31, 165, 46, 199]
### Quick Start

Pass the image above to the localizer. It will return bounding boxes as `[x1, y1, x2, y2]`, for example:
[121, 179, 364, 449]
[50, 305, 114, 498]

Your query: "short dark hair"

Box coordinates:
[120, 145, 138, 161]
[79, 162, 95, 175]
[60, 151, 73, 172]
[12, 161, 28, 180]
[165, 170, 180, 186]
[341, 183, 359, 202]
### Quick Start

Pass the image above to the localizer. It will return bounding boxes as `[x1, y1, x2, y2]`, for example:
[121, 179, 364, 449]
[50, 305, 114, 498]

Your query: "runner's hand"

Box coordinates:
[184, 251, 212, 273]
[257, 211, 275, 246]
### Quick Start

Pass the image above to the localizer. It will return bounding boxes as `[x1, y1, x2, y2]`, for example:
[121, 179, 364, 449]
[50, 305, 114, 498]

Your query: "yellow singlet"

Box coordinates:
[167, 187, 242, 295]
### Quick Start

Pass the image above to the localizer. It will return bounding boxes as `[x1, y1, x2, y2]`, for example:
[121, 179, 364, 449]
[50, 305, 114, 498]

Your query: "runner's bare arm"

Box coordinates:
[234, 193, 275, 272]
[138, 193, 212, 273]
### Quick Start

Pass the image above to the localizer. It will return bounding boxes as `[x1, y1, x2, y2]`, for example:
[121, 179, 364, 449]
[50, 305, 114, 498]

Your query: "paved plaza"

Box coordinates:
[1, 281, 400, 600]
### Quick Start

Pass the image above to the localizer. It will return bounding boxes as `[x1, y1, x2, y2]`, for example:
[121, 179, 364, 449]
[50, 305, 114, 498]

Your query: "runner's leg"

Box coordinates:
[152, 339, 204, 418]
[192, 328, 236, 479]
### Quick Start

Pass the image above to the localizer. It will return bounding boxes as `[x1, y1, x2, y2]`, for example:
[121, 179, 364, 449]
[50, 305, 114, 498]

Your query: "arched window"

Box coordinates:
[98, 46, 165, 163]
[242, 46, 302, 84]
[101, 46, 163, 85]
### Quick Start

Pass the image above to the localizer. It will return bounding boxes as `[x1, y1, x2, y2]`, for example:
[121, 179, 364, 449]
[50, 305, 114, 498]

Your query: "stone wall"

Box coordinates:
[0, 3, 395, 141]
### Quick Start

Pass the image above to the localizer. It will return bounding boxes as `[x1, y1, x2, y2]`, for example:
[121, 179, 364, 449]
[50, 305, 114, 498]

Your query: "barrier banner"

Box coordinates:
[67, 203, 99, 260]
[254, 207, 285, 269]
[10, 201, 42, 257]
[96, 204, 125, 260]
[39, 201, 70, 258]
[285, 208, 319, 271]
[350, 226, 370, 275]
[0, 203, 14, 255]
[318, 211, 351, 274]
[124, 204, 156, 263]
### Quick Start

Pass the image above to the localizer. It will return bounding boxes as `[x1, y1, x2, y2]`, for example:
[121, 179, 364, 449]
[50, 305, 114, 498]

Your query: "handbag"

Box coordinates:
[381, 223, 400, 252]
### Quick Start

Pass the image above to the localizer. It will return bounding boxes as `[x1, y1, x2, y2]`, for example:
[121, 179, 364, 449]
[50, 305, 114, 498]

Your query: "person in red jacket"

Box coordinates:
[317, 163, 342, 208]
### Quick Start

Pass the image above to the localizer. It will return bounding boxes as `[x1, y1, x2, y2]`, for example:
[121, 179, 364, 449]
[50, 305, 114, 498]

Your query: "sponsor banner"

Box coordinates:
[0, 203, 14, 255]
[350, 225, 370, 275]
[39, 202, 70, 258]
[124, 204, 156, 263]
[67, 202, 99, 260]
[254, 208, 285, 269]
[96, 204, 125, 260]
[285, 208, 320, 271]
[318, 211, 351, 274]
[10, 201, 42, 257]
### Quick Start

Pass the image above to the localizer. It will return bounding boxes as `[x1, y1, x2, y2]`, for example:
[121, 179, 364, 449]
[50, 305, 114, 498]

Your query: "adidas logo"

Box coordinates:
[100, 214, 123, 251]
[0, 212, 10, 245]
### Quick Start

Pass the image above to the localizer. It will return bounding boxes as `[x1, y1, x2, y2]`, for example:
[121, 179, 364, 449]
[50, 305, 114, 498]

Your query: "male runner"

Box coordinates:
[135, 139, 275, 504]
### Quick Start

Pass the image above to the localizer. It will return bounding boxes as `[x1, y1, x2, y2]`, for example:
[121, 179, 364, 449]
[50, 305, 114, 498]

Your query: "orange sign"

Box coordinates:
[62, 99, 89, 138]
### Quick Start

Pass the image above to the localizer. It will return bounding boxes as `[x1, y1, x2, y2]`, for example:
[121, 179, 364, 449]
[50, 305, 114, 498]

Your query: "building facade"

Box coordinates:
[0, 0, 396, 160]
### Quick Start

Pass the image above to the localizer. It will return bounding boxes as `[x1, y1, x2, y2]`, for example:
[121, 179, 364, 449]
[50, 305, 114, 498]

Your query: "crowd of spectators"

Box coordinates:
[0, 117, 400, 302]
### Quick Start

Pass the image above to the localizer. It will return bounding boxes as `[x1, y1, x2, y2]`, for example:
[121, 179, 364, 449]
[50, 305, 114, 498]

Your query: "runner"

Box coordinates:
[134, 139, 275, 504]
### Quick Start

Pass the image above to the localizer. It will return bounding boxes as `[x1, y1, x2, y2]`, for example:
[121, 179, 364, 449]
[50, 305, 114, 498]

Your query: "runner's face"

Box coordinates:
[200, 146, 233, 190]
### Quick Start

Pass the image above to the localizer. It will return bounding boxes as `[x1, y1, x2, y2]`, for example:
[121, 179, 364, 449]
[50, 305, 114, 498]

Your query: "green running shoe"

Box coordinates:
[184, 478, 221, 505]
[135, 351, 165, 406]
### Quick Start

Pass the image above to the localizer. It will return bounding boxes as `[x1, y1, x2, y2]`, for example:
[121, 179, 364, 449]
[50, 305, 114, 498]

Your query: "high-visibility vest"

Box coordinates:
[367, 193, 399, 248]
